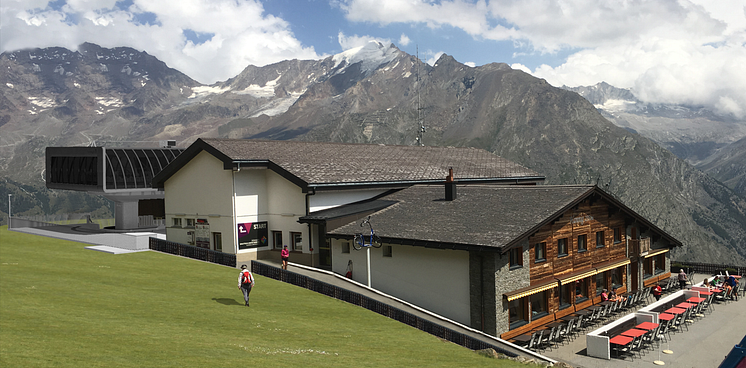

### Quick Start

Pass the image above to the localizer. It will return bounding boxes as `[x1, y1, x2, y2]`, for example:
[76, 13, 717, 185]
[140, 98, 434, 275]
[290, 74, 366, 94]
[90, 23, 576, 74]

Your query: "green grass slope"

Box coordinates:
[0, 227, 527, 367]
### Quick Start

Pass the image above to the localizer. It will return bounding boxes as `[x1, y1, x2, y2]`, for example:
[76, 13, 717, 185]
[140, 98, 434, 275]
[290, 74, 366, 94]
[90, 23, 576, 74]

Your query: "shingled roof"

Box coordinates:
[328, 185, 682, 252]
[152, 138, 543, 191]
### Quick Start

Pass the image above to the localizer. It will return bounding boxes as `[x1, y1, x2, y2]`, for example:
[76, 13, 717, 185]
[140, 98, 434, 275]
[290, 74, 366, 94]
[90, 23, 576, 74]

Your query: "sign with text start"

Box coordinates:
[237, 221, 268, 250]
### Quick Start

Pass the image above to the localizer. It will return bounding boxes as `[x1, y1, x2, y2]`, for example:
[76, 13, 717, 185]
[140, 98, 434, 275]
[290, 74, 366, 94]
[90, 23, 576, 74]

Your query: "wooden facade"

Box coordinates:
[500, 196, 660, 340]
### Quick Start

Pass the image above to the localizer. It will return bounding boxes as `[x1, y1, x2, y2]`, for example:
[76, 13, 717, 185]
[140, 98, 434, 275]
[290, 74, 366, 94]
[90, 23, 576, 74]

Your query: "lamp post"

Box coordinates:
[7, 194, 11, 229]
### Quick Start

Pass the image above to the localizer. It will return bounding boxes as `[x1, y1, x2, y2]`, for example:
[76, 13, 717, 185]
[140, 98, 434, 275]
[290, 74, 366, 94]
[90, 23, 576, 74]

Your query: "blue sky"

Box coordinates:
[2, 0, 745, 117]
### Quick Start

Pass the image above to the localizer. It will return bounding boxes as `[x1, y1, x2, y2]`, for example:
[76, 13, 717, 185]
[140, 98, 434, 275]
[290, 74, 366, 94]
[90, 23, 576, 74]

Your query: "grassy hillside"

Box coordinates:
[0, 227, 528, 367]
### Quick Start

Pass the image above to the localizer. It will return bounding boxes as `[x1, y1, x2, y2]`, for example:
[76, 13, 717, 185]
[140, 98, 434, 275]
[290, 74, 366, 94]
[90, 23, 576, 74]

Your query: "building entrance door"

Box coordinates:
[317, 224, 332, 269]
[631, 262, 639, 291]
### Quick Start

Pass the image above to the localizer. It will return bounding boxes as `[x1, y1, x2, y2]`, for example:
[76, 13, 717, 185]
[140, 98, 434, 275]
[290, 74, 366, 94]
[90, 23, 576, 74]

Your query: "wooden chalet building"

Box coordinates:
[327, 184, 682, 339]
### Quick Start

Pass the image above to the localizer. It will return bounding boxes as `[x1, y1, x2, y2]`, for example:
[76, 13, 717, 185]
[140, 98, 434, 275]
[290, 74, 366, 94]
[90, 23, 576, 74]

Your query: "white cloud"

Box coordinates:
[426, 51, 444, 66]
[339, 0, 746, 117]
[0, 0, 320, 84]
[338, 31, 391, 50]
[398, 33, 410, 47]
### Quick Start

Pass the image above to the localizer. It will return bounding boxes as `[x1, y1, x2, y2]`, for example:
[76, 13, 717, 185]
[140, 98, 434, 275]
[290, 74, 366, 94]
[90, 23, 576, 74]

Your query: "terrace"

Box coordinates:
[522, 273, 746, 367]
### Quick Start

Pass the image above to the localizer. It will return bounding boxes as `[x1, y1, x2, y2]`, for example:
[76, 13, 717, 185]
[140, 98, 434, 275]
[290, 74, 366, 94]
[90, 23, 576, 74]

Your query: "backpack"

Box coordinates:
[242, 270, 252, 285]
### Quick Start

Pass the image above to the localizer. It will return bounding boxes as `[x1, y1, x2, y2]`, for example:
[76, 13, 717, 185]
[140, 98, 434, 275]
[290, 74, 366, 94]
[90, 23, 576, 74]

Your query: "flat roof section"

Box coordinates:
[46, 146, 184, 193]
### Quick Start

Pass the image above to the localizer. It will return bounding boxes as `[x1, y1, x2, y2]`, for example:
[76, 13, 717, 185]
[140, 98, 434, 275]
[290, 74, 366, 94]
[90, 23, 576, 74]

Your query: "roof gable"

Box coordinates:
[328, 185, 682, 251]
[153, 138, 544, 190]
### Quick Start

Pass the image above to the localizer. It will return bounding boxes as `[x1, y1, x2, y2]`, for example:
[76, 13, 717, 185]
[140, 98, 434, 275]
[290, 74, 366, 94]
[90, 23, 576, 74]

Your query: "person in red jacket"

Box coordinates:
[281, 245, 289, 270]
[652, 282, 662, 301]
[238, 265, 254, 307]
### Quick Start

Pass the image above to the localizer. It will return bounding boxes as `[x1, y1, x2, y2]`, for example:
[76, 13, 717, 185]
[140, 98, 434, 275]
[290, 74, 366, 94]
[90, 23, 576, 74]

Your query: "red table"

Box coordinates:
[677, 302, 696, 309]
[621, 328, 647, 338]
[712, 288, 723, 293]
[699, 291, 713, 296]
[659, 313, 675, 321]
[636, 322, 659, 331]
[610, 335, 634, 359]
[610, 335, 634, 346]
[665, 307, 686, 314]
[687, 296, 706, 303]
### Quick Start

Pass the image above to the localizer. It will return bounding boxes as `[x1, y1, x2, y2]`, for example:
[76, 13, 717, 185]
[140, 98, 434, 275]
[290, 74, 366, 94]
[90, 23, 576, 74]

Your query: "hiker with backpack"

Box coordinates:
[238, 265, 255, 307]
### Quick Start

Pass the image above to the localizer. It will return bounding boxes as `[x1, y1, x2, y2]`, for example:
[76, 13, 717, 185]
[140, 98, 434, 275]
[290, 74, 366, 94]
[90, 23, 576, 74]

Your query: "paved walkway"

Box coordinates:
[543, 274, 746, 368]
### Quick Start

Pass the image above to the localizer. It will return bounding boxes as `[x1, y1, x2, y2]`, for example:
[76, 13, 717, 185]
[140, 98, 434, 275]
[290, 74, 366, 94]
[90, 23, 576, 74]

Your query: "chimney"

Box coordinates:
[445, 167, 457, 201]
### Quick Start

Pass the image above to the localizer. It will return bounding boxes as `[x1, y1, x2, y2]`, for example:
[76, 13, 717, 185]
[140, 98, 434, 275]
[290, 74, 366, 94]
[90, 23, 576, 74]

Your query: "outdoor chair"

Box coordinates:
[524, 331, 538, 351]
[658, 318, 671, 343]
[528, 330, 544, 352]
[567, 317, 580, 340]
[678, 308, 692, 331]
[703, 292, 715, 314]
[537, 326, 557, 352]
[554, 322, 569, 346]
[629, 335, 645, 360]
[615, 336, 637, 361]
[643, 325, 661, 351]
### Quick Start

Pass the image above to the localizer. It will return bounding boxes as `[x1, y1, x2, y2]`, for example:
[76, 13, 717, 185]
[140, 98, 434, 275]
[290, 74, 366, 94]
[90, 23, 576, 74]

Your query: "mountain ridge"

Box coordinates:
[1, 42, 745, 265]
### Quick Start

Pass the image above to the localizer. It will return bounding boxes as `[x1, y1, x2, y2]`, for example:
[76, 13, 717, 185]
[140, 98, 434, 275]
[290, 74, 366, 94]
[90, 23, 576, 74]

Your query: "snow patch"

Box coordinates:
[332, 41, 398, 76]
[28, 96, 55, 109]
[73, 82, 80, 88]
[189, 85, 230, 99]
[249, 90, 304, 117]
[6, 83, 13, 88]
[233, 74, 282, 98]
[95, 97, 123, 107]
[595, 99, 636, 112]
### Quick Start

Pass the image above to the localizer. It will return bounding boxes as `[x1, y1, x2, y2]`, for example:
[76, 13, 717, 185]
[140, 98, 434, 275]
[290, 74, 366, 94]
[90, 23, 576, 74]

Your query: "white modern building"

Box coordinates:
[151, 138, 544, 266]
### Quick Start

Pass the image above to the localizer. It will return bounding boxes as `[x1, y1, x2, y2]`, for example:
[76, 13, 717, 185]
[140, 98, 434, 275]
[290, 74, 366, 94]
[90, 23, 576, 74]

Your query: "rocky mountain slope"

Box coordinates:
[1, 42, 744, 264]
[563, 82, 746, 198]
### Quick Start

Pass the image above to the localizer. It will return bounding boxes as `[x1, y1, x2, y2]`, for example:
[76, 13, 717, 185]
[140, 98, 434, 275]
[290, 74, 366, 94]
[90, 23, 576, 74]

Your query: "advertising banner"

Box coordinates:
[237, 221, 268, 250]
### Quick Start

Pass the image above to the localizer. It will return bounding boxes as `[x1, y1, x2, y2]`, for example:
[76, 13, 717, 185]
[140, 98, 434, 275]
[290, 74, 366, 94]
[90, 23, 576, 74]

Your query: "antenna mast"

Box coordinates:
[415, 45, 426, 146]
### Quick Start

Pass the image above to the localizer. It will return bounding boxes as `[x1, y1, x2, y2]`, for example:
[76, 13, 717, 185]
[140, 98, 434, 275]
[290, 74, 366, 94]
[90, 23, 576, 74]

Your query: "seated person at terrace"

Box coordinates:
[703, 278, 711, 287]
[712, 276, 721, 287]
[601, 289, 609, 301]
[609, 287, 620, 302]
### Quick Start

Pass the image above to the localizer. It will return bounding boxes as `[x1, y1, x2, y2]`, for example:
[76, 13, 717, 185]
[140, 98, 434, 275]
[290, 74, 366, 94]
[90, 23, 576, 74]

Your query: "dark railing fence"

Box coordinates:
[671, 261, 746, 276]
[251, 261, 519, 357]
[149, 238, 236, 267]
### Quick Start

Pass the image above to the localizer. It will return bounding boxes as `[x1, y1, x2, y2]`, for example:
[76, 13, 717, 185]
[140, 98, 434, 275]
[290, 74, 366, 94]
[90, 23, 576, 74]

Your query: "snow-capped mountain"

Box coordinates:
[2, 42, 746, 266]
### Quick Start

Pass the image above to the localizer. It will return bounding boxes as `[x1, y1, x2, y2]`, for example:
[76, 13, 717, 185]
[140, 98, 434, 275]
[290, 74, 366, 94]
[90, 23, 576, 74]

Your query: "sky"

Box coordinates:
[1, 0, 745, 117]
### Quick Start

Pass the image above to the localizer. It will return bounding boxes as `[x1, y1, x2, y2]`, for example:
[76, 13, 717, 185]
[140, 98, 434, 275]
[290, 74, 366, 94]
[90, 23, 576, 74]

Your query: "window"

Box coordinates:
[510, 247, 523, 268]
[530, 291, 548, 320]
[342, 242, 350, 254]
[508, 298, 527, 329]
[614, 227, 623, 243]
[186, 218, 195, 227]
[212, 232, 222, 252]
[596, 231, 605, 247]
[655, 254, 666, 274]
[383, 245, 393, 257]
[575, 279, 588, 302]
[595, 272, 606, 295]
[291, 232, 302, 251]
[172, 218, 182, 227]
[577, 234, 587, 252]
[558, 238, 568, 257]
[272, 231, 283, 250]
[559, 284, 573, 309]
[535, 242, 546, 262]
[643, 258, 653, 279]
[611, 267, 623, 289]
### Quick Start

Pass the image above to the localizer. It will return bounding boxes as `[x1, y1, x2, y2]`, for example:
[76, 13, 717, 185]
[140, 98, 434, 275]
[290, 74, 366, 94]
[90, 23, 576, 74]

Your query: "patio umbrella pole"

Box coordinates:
[663, 339, 673, 354]
[654, 346, 665, 365]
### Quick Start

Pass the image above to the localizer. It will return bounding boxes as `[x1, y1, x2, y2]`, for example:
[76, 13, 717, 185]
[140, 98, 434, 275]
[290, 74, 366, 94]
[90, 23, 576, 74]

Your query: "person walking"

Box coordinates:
[652, 282, 662, 301]
[678, 269, 688, 290]
[238, 265, 254, 307]
[281, 245, 289, 270]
